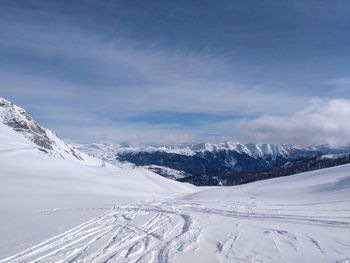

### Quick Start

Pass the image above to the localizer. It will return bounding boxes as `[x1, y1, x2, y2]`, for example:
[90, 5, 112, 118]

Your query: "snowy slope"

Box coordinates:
[1, 162, 349, 262]
[0, 97, 102, 164]
[0, 98, 195, 258]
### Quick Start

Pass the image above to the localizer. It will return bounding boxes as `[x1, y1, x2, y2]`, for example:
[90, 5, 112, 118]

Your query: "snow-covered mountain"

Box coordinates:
[0, 97, 195, 257]
[0, 97, 100, 163]
[80, 142, 304, 158]
[77, 142, 350, 184]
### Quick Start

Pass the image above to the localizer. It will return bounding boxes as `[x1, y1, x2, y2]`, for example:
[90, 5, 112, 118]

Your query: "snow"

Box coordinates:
[2, 136, 350, 263]
[142, 165, 191, 180]
[1, 98, 350, 262]
[79, 142, 312, 163]
[0, 120, 195, 258]
[0, 97, 100, 164]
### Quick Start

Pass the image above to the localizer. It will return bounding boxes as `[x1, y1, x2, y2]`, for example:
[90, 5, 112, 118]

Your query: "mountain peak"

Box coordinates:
[0, 97, 90, 162]
[0, 97, 12, 107]
[0, 97, 57, 150]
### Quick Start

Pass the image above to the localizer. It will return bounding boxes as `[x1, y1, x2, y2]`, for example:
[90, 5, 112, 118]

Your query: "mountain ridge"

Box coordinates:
[0, 97, 100, 164]
[77, 141, 350, 184]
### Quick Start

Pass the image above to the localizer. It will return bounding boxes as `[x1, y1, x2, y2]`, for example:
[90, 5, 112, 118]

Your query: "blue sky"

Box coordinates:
[1, 0, 350, 145]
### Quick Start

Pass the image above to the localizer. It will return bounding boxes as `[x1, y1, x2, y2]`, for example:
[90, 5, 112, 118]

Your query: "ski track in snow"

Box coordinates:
[1, 198, 350, 263]
[0, 202, 201, 263]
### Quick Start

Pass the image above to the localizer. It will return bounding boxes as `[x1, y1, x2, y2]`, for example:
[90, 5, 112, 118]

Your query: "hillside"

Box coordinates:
[0, 98, 195, 257]
[2, 162, 349, 262]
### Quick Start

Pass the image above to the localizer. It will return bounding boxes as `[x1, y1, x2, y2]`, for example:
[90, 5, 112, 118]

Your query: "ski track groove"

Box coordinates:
[0, 200, 349, 263]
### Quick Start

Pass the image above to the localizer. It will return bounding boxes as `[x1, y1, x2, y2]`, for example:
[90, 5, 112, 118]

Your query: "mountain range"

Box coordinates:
[2, 95, 350, 187]
[77, 142, 350, 185]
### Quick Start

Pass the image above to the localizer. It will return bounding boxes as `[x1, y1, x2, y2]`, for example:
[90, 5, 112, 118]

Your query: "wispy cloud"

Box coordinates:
[0, 5, 307, 145]
[1, 1, 349, 145]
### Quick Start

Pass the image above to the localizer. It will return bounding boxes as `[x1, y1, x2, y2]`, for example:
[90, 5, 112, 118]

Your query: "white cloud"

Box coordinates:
[234, 98, 350, 146]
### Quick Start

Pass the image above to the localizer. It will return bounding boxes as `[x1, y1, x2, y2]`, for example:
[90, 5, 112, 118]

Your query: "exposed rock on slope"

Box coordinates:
[0, 97, 86, 161]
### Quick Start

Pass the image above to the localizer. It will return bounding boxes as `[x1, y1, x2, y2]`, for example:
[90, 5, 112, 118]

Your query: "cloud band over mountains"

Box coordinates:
[235, 99, 350, 146]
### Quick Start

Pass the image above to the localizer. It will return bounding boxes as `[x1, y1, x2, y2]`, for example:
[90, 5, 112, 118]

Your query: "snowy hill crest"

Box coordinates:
[0, 97, 84, 161]
[1, 98, 56, 150]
